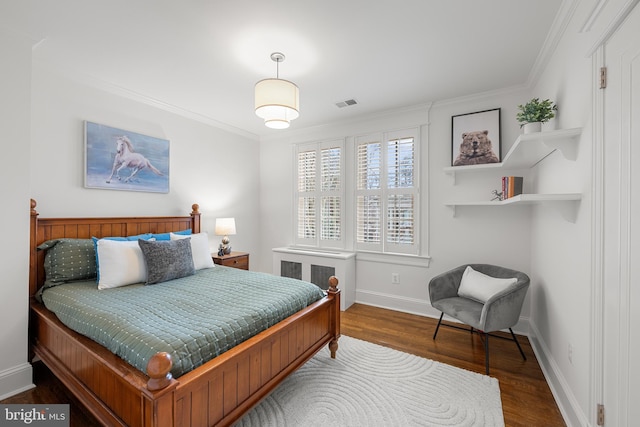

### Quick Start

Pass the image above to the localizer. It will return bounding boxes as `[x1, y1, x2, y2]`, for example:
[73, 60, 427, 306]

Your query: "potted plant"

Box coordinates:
[516, 98, 557, 133]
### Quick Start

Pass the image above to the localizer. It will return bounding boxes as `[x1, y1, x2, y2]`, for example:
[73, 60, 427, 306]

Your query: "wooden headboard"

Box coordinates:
[29, 199, 201, 297]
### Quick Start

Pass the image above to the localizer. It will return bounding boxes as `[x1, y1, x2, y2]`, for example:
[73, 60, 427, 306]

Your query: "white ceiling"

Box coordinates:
[2, 0, 562, 138]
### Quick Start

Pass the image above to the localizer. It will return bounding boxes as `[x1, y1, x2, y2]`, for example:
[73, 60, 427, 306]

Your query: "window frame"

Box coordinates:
[293, 139, 346, 249]
[354, 128, 420, 255]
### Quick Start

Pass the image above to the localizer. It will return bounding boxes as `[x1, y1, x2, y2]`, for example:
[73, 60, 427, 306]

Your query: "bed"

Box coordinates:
[28, 199, 341, 427]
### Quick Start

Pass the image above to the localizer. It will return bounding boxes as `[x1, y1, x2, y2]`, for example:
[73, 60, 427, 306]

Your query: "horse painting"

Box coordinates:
[106, 136, 163, 184]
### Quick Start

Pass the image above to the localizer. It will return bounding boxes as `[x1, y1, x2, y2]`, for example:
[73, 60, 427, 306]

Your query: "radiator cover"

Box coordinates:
[273, 247, 356, 311]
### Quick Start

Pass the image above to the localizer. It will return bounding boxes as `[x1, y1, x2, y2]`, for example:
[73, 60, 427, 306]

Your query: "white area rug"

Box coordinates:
[235, 335, 504, 427]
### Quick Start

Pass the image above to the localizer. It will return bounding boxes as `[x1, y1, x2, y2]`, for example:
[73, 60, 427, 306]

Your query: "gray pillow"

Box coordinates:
[37, 238, 97, 285]
[138, 238, 195, 285]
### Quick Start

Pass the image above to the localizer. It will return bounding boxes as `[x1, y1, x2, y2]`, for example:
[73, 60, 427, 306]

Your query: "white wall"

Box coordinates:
[527, 0, 628, 425]
[258, 89, 535, 327]
[30, 66, 262, 262]
[0, 42, 262, 400]
[0, 29, 34, 399]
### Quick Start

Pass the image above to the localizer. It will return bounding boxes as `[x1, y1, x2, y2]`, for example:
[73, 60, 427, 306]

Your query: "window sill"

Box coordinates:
[356, 251, 431, 267]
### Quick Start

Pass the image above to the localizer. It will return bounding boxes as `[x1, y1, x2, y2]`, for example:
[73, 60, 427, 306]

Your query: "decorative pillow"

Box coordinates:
[138, 238, 195, 285]
[152, 229, 191, 241]
[37, 239, 96, 284]
[457, 266, 517, 303]
[94, 239, 147, 289]
[92, 234, 155, 281]
[170, 232, 214, 270]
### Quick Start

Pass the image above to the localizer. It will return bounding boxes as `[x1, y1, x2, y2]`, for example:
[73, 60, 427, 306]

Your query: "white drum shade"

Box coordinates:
[255, 78, 300, 129]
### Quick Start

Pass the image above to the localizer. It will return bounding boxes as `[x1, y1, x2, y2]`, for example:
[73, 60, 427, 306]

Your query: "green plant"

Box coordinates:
[516, 98, 557, 126]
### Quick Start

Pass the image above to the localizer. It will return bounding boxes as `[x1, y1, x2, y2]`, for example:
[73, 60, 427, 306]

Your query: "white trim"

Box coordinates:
[33, 60, 259, 141]
[590, 46, 606, 427]
[356, 251, 431, 268]
[528, 322, 588, 427]
[0, 363, 34, 401]
[527, 0, 580, 87]
[585, 0, 640, 56]
[355, 289, 431, 317]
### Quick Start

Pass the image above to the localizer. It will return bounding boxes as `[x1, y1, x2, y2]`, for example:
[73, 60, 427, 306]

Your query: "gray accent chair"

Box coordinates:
[429, 264, 530, 375]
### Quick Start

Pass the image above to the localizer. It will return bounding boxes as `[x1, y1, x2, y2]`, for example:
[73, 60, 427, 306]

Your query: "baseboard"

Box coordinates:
[355, 289, 432, 317]
[528, 321, 589, 427]
[355, 289, 530, 336]
[0, 362, 34, 401]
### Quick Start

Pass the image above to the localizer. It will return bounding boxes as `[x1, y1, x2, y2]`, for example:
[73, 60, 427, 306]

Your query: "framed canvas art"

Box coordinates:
[84, 121, 170, 193]
[451, 108, 501, 166]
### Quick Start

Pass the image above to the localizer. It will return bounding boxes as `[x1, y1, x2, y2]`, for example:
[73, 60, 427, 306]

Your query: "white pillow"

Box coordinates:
[170, 232, 214, 270]
[457, 266, 517, 303]
[96, 239, 147, 289]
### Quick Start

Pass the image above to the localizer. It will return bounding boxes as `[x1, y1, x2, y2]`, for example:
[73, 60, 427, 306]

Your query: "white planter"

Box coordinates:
[522, 122, 542, 134]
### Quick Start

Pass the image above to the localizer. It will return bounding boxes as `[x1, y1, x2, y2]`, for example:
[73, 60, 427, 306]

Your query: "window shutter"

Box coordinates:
[356, 129, 419, 254]
[321, 147, 340, 191]
[387, 137, 414, 189]
[298, 151, 316, 192]
[294, 141, 344, 248]
[387, 194, 414, 244]
[297, 196, 315, 239]
[356, 195, 381, 243]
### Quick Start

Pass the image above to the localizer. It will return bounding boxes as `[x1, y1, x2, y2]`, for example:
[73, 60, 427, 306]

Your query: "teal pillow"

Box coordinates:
[152, 229, 191, 241]
[138, 238, 195, 284]
[37, 239, 97, 284]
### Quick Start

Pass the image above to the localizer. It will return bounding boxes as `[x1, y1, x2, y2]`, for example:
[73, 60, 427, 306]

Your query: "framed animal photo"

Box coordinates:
[451, 108, 501, 166]
[84, 121, 170, 193]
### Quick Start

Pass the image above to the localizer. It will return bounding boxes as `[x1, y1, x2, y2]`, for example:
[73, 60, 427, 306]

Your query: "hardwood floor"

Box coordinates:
[341, 304, 566, 427]
[2, 303, 565, 426]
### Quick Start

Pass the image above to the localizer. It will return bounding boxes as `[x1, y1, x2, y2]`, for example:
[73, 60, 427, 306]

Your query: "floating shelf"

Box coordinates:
[445, 193, 582, 207]
[445, 193, 583, 220]
[444, 127, 582, 179]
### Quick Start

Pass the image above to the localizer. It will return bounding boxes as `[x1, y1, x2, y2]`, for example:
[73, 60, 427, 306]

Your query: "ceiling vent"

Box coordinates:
[335, 99, 358, 108]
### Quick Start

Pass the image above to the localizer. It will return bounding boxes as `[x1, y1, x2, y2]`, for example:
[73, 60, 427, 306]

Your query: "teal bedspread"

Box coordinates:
[40, 266, 325, 377]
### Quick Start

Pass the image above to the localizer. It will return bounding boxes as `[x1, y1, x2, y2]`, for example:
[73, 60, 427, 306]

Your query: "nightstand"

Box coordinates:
[212, 251, 249, 270]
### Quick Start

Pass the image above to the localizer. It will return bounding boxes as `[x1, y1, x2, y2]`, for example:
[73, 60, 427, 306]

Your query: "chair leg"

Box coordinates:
[484, 333, 490, 375]
[433, 313, 444, 339]
[509, 328, 527, 361]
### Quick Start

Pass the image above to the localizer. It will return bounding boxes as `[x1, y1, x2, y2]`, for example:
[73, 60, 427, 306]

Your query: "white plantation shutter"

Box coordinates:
[387, 194, 414, 244]
[321, 148, 340, 191]
[294, 128, 419, 255]
[356, 129, 419, 254]
[321, 196, 341, 240]
[294, 141, 344, 248]
[356, 195, 381, 243]
[297, 196, 315, 239]
[297, 150, 316, 242]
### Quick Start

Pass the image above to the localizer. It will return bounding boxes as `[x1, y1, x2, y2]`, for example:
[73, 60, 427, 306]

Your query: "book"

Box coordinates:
[501, 176, 507, 200]
[506, 176, 523, 198]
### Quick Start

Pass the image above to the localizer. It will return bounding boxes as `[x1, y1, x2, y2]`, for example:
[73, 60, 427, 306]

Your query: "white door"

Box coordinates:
[602, 4, 640, 426]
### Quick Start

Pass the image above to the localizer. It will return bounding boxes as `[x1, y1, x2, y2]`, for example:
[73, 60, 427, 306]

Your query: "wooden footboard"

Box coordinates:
[28, 200, 341, 427]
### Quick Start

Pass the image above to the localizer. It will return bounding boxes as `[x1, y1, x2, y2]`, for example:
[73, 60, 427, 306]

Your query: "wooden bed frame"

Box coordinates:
[28, 199, 341, 427]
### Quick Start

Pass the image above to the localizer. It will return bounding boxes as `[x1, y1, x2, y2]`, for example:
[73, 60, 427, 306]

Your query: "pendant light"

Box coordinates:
[255, 52, 299, 129]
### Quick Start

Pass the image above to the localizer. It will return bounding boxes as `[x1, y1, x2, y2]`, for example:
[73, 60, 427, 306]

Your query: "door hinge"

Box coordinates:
[600, 67, 607, 89]
[597, 403, 605, 426]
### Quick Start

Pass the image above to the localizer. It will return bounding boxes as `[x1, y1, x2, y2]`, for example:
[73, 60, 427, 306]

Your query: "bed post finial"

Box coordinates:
[146, 352, 173, 391]
[190, 203, 201, 234]
[31, 198, 38, 216]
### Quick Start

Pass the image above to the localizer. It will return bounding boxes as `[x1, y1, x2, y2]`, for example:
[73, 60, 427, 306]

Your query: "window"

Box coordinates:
[294, 140, 344, 248]
[356, 129, 419, 255]
[294, 127, 420, 255]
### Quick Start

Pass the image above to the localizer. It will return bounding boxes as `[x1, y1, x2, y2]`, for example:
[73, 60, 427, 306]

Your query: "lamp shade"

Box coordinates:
[215, 218, 236, 236]
[255, 78, 299, 129]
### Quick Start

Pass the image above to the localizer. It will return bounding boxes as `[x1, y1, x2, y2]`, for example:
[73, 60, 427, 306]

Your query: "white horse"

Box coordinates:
[106, 136, 163, 183]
